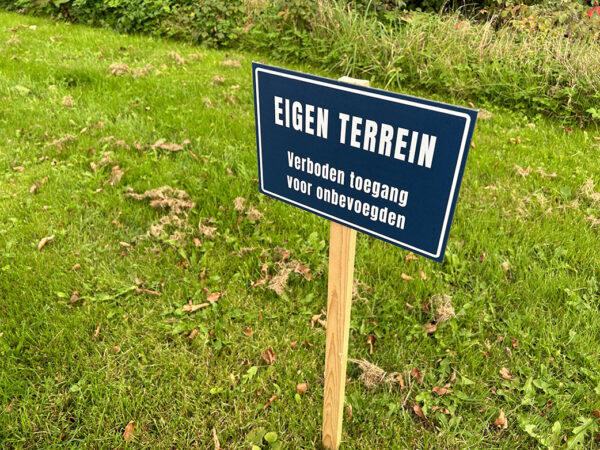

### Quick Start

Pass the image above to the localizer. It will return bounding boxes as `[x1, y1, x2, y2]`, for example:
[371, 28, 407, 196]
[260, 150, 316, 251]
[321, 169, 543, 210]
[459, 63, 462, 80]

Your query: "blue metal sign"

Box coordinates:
[253, 63, 477, 262]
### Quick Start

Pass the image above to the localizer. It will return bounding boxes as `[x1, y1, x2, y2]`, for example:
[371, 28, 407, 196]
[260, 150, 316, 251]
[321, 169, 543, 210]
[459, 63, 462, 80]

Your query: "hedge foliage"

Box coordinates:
[2, 0, 599, 124]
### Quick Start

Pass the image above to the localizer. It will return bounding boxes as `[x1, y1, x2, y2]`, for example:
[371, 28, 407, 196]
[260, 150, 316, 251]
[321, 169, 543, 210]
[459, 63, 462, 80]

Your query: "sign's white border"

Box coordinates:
[254, 66, 471, 259]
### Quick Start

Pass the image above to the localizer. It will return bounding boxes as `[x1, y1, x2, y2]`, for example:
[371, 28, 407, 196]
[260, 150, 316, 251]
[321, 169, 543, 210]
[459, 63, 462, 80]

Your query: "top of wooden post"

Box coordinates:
[337, 76, 370, 87]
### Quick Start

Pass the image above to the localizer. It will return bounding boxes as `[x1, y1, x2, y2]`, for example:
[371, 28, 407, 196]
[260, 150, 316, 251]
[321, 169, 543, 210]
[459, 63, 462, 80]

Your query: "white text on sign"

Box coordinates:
[274, 96, 438, 169]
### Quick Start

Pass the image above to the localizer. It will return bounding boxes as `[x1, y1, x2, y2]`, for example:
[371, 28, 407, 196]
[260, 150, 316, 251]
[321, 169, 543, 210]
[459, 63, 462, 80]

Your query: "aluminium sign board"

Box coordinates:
[252, 63, 477, 262]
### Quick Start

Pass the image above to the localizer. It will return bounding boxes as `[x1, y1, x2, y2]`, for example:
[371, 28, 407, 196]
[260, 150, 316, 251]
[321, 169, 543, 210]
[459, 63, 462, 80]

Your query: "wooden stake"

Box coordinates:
[322, 222, 356, 449]
[322, 76, 368, 450]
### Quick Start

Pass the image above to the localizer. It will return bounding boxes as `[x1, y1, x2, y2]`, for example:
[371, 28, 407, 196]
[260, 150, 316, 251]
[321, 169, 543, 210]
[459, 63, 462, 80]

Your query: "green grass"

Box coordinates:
[1, 12, 600, 449]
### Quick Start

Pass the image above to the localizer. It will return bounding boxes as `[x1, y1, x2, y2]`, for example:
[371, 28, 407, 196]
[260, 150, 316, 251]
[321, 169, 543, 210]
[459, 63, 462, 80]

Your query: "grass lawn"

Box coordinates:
[1, 11, 600, 449]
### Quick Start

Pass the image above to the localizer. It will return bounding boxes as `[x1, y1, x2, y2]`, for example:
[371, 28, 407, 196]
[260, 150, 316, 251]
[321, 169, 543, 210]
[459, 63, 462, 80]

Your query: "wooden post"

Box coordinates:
[322, 76, 369, 449]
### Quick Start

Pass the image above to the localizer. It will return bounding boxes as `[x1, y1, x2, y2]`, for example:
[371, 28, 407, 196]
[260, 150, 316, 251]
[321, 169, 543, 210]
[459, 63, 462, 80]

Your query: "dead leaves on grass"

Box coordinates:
[233, 196, 264, 222]
[579, 179, 600, 206]
[220, 59, 241, 68]
[422, 294, 455, 335]
[261, 347, 276, 365]
[182, 292, 220, 313]
[310, 311, 327, 329]
[110, 63, 130, 76]
[198, 218, 217, 238]
[150, 139, 191, 152]
[62, 95, 75, 108]
[499, 367, 515, 381]
[349, 359, 403, 389]
[168, 51, 185, 65]
[29, 177, 48, 194]
[412, 402, 430, 426]
[251, 248, 312, 296]
[5, 34, 20, 46]
[267, 259, 311, 296]
[126, 186, 195, 214]
[493, 410, 508, 431]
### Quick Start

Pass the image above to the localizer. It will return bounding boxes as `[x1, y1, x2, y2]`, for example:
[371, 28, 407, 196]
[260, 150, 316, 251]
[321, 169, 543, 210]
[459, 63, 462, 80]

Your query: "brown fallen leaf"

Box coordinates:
[310, 312, 325, 328]
[411, 367, 424, 384]
[366, 334, 376, 355]
[411, 402, 430, 426]
[188, 329, 200, 340]
[206, 292, 220, 304]
[296, 383, 308, 395]
[432, 386, 453, 396]
[419, 269, 427, 280]
[212, 75, 225, 84]
[511, 338, 518, 348]
[432, 406, 451, 415]
[119, 241, 132, 248]
[68, 291, 81, 308]
[499, 367, 514, 381]
[261, 347, 276, 365]
[293, 262, 311, 280]
[448, 370, 457, 385]
[493, 410, 507, 431]
[397, 373, 405, 390]
[4, 398, 16, 413]
[123, 421, 135, 442]
[423, 323, 437, 335]
[38, 235, 54, 251]
[12, 166, 24, 172]
[71, 263, 81, 271]
[243, 328, 253, 337]
[401, 273, 413, 281]
[405, 252, 417, 264]
[346, 404, 352, 423]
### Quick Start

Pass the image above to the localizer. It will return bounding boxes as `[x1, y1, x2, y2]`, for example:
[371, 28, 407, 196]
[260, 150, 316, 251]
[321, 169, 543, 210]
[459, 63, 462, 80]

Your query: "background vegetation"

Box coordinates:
[1, 0, 599, 126]
[1, 10, 600, 448]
